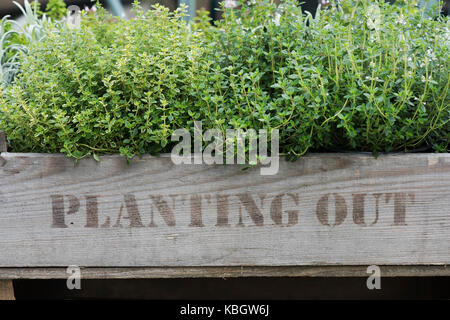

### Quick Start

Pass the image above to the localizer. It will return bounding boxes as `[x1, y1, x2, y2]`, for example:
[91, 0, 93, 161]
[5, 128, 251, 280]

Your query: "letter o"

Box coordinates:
[316, 193, 347, 226]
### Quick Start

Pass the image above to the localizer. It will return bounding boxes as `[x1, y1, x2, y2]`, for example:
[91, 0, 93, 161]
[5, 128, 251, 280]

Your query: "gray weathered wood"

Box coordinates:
[0, 152, 449, 267]
[0, 131, 6, 153]
[0, 266, 448, 279]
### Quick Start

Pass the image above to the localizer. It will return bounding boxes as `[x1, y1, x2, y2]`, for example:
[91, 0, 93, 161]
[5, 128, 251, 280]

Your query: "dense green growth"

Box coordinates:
[44, 0, 68, 20]
[0, 0, 448, 160]
[0, 0, 66, 87]
[31, 0, 68, 20]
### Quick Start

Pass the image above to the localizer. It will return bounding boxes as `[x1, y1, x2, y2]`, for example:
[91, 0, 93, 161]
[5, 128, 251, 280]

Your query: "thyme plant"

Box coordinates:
[0, 0, 448, 159]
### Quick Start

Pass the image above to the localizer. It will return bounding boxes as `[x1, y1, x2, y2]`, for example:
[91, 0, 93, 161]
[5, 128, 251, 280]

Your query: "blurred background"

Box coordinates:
[1, 0, 445, 20]
[0, 0, 334, 27]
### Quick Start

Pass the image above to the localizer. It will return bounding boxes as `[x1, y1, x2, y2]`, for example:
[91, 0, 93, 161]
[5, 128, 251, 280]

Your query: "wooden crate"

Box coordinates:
[0, 137, 449, 279]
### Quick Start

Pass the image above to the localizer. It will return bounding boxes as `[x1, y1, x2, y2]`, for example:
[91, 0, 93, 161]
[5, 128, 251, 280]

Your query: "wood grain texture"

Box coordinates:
[0, 266, 448, 279]
[0, 280, 14, 300]
[0, 152, 449, 267]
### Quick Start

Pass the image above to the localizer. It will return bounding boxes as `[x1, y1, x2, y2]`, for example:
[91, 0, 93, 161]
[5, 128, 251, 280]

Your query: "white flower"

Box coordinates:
[224, 0, 237, 8]
[84, 5, 97, 13]
[251, 25, 264, 33]
[366, 4, 382, 31]
[273, 13, 281, 26]
[421, 75, 432, 83]
[426, 48, 437, 61]
[395, 14, 407, 25]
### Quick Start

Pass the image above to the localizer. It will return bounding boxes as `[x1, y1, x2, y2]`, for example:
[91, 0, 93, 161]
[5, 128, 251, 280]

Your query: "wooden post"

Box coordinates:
[0, 280, 14, 300]
[0, 128, 13, 301]
[0, 130, 6, 153]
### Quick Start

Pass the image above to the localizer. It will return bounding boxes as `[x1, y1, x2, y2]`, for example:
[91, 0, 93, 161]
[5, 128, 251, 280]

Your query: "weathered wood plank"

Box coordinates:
[0, 131, 6, 153]
[0, 152, 449, 267]
[0, 280, 14, 300]
[0, 266, 448, 279]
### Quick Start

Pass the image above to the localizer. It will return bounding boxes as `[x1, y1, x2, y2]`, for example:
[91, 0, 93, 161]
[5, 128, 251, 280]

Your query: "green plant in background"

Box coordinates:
[30, 0, 67, 20]
[45, 0, 68, 20]
[0, 0, 448, 160]
[29, 1, 44, 17]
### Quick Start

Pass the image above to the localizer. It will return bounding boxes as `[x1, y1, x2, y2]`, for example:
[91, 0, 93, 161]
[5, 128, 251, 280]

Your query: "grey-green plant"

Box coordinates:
[12, 0, 49, 44]
[0, 0, 50, 86]
[0, 16, 23, 86]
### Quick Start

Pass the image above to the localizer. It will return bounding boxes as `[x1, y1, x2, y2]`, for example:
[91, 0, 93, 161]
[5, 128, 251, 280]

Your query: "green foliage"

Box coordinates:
[30, 1, 44, 17]
[197, 0, 449, 156]
[30, 0, 67, 20]
[1, 4, 206, 158]
[45, 0, 67, 20]
[0, 0, 49, 86]
[0, 0, 448, 160]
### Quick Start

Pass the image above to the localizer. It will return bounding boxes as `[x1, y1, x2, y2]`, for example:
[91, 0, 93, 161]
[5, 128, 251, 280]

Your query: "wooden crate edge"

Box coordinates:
[0, 265, 449, 279]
